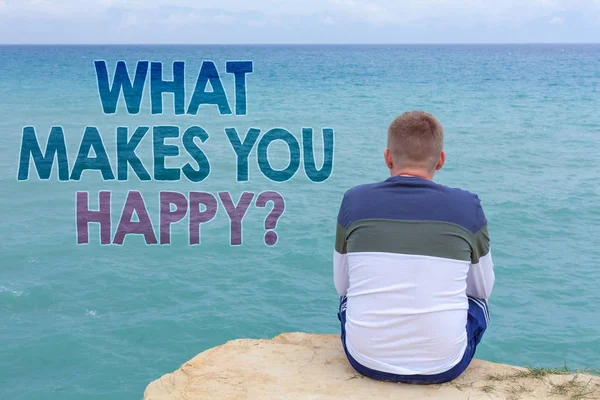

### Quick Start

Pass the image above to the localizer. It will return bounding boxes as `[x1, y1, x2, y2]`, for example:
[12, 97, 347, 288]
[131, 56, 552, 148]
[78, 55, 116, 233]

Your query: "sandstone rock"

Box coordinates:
[144, 332, 600, 399]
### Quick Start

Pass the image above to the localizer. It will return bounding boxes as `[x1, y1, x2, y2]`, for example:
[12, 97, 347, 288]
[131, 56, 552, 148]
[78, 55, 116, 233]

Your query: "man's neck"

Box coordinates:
[391, 169, 434, 181]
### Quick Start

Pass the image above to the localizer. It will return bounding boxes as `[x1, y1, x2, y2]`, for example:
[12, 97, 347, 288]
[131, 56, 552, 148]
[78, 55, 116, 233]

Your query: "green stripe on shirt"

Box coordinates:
[338, 219, 490, 262]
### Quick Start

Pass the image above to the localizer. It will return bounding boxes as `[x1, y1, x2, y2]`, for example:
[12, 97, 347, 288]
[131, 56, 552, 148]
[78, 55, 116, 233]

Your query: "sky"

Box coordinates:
[0, 0, 598, 44]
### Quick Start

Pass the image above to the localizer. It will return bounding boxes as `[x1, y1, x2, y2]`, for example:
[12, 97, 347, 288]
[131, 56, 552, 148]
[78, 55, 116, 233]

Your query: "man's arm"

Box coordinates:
[466, 198, 495, 300]
[333, 195, 349, 296]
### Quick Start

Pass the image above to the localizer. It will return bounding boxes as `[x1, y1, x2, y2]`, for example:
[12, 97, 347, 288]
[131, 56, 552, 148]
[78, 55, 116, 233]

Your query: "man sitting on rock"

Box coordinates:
[333, 111, 494, 384]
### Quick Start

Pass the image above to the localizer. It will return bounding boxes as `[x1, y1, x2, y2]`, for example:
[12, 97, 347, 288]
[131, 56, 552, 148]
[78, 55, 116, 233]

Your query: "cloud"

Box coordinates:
[162, 11, 204, 26]
[330, 0, 393, 25]
[113, 8, 241, 31]
[321, 15, 336, 25]
[3, 0, 598, 24]
[1, 0, 600, 43]
[119, 12, 140, 28]
[325, 0, 599, 26]
[548, 16, 564, 23]
[213, 12, 236, 24]
[247, 19, 267, 27]
[0, 0, 114, 18]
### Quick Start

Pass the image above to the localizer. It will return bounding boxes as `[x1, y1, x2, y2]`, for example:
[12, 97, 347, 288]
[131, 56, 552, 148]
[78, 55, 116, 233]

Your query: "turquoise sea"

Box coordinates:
[0, 44, 599, 400]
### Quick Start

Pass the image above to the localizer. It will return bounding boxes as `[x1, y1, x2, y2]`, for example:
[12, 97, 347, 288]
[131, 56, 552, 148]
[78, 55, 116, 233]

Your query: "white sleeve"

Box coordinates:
[466, 247, 495, 300]
[334, 194, 349, 296]
[333, 249, 349, 296]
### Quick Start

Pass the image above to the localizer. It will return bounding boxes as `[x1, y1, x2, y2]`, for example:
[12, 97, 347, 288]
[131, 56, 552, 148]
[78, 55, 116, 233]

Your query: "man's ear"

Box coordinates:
[435, 150, 446, 171]
[384, 149, 394, 170]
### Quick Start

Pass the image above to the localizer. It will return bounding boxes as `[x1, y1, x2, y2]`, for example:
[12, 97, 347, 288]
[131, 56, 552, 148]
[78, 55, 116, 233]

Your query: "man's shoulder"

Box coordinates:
[343, 181, 381, 197]
[340, 178, 486, 233]
[343, 179, 480, 202]
[433, 182, 487, 232]
[435, 182, 482, 204]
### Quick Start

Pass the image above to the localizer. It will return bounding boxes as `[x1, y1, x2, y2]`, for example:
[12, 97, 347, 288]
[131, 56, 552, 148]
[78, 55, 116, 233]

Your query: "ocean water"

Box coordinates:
[0, 44, 599, 400]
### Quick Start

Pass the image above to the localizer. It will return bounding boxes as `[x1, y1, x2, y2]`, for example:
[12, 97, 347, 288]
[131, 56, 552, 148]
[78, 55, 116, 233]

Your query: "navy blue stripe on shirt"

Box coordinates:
[338, 176, 486, 234]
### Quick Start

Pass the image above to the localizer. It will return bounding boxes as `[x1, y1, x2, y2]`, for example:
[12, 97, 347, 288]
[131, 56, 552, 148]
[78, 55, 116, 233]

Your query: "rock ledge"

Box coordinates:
[144, 332, 600, 399]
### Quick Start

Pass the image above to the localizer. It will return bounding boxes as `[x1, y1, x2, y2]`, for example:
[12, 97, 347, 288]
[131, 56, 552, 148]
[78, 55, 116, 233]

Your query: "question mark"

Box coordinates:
[256, 191, 285, 246]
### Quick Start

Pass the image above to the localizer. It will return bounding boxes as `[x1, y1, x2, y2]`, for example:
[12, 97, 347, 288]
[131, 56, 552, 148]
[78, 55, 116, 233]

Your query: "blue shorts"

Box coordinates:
[338, 296, 489, 384]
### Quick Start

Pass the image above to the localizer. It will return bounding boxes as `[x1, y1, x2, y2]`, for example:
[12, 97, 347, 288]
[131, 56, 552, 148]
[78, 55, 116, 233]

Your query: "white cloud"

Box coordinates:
[548, 16, 564, 24]
[247, 19, 267, 27]
[328, 0, 564, 28]
[1, 0, 600, 42]
[213, 13, 236, 24]
[325, 0, 597, 26]
[3, 0, 598, 24]
[330, 0, 393, 25]
[321, 15, 336, 25]
[1, 0, 114, 18]
[162, 11, 203, 26]
[117, 11, 145, 29]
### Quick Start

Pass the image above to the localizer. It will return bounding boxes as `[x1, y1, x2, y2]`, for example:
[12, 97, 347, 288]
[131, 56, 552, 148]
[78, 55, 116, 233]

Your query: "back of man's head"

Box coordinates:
[387, 111, 444, 171]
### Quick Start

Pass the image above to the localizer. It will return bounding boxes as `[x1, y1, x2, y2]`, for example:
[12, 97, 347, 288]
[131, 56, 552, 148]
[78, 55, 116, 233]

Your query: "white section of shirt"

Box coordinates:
[466, 249, 495, 300]
[333, 250, 349, 296]
[336, 251, 472, 375]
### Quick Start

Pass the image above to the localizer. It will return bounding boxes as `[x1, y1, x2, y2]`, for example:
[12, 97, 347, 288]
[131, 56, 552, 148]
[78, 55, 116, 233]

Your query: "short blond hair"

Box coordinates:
[387, 111, 444, 169]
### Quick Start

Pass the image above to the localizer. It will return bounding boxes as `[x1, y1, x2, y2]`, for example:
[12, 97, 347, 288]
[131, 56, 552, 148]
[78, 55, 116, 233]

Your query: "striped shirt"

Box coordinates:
[334, 175, 495, 375]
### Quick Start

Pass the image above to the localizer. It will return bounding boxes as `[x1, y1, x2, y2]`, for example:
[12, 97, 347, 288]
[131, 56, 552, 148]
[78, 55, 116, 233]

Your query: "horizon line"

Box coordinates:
[0, 42, 599, 46]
